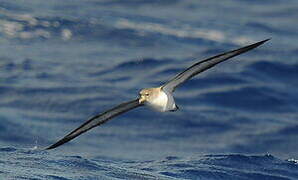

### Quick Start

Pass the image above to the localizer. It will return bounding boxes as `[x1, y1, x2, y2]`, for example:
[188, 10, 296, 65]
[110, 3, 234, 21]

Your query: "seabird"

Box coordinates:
[46, 39, 269, 150]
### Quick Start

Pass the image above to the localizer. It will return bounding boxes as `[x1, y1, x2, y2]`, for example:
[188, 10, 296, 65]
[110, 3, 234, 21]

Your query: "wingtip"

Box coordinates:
[44, 138, 67, 150]
[44, 144, 56, 150]
[258, 38, 271, 44]
[245, 38, 270, 50]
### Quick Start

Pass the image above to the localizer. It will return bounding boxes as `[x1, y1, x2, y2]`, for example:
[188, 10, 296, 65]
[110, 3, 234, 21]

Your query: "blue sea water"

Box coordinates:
[1, 0, 298, 179]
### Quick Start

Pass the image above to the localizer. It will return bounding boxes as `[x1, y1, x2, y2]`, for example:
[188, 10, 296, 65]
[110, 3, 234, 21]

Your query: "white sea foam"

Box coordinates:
[288, 158, 298, 164]
[115, 18, 254, 45]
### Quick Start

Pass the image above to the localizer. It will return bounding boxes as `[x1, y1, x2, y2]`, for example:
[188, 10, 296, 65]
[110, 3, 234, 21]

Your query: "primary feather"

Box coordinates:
[162, 39, 270, 93]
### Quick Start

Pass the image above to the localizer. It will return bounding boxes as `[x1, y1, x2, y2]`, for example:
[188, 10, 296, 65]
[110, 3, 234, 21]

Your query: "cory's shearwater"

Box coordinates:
[46, 39, 269, 150]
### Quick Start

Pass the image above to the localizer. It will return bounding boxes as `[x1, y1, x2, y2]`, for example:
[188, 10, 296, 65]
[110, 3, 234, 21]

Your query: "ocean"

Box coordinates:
[0, 0, 298, 179]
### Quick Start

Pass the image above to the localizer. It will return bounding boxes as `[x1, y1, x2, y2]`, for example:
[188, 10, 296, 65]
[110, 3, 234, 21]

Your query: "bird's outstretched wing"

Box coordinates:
[46, 99, 142, 150]
[162, 39, 269, 93]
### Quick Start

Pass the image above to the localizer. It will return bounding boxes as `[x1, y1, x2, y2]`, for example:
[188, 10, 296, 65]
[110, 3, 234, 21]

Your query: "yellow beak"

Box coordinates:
[139, 96, 146, 104]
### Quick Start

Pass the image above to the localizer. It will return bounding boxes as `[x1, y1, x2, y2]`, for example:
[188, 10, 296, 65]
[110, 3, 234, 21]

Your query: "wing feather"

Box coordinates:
[162, 39, 269, 92]
[46, 99, 142, 150]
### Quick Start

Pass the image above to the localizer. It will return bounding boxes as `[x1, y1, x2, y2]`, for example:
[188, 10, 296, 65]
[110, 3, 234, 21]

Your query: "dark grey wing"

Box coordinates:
[162, 39, 269, 92]
[46, 99, 142, 150]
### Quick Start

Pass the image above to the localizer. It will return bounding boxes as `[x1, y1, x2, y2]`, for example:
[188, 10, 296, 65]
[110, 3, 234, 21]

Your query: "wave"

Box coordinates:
[1, 147, 297, 179]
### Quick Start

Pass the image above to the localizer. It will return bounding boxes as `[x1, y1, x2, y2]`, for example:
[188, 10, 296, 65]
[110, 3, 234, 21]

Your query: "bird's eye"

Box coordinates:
[145, 93, 149, 96]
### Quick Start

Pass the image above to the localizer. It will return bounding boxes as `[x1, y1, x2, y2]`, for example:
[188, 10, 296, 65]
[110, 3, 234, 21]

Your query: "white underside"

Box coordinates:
[147, 90, 175, 112]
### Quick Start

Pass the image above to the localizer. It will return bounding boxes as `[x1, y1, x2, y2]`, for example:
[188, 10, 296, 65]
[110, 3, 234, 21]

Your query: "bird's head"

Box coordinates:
[138, 87, 160, 104]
